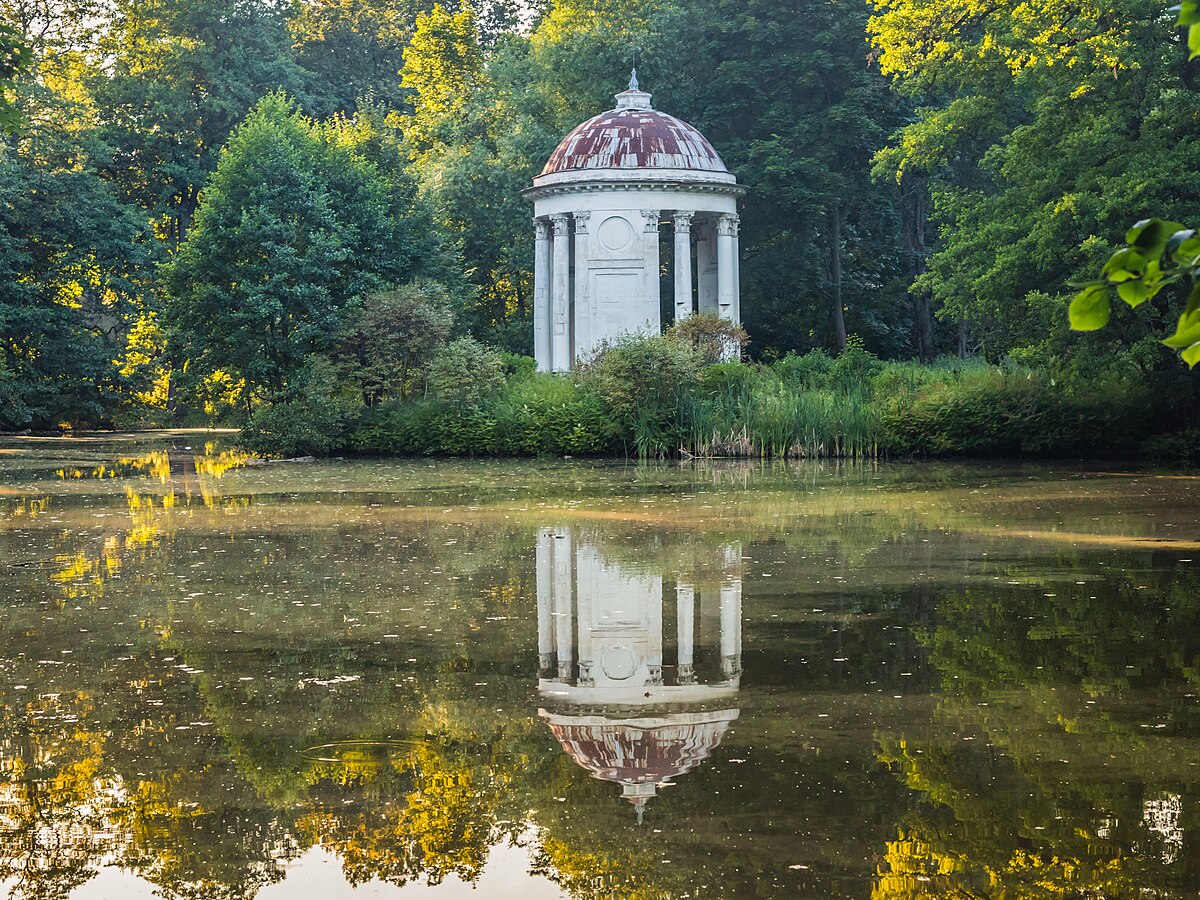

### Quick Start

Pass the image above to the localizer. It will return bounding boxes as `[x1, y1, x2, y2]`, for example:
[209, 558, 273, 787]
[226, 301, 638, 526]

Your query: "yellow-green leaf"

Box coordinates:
[1069, 285, 1111, 331]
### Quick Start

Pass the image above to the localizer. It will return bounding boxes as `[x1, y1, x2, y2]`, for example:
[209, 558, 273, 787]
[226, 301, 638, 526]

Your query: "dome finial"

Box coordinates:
[629, 66, 639, 92]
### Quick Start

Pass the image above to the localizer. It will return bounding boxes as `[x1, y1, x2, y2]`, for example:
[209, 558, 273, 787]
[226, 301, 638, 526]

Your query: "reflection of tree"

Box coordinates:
[874, 569, 1200, 898]
[299, 737, 506, 888]
[0, 694, 113, 900]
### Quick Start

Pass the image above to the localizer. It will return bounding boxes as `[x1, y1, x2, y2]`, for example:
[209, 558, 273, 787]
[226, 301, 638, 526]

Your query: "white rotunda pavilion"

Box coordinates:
[524, 72, 746, 373]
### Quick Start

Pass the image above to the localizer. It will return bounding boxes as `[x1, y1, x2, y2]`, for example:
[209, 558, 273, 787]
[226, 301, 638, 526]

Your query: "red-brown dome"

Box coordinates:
[541, 93, 728, 177]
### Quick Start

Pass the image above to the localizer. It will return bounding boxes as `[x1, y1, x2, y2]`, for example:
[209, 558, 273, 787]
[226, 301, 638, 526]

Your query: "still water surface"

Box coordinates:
[2, 433, 1199, 898]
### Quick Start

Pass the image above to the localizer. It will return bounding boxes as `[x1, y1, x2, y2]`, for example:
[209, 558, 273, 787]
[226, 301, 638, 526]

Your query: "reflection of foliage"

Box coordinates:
[0, 694, 112, 900]
[875, 572, 1200, 897]
[301, 737, 506, 888]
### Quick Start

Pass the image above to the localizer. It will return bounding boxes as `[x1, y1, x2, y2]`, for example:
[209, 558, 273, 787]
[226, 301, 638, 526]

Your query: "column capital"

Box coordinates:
[673, 211, 695, 233]
[549, 212, 571, 236]
[572, 211, 591, 234]
[534, 218, 551, 240]
[717, 213, 741, 238]
[640, 209, 661, 233]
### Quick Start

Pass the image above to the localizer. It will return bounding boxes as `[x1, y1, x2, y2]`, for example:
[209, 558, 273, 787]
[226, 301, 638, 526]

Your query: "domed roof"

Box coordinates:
[537, 74, 732, 183]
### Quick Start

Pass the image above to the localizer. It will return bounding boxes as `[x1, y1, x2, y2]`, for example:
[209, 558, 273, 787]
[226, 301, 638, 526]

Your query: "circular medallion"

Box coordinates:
[597, 216, 635, 253]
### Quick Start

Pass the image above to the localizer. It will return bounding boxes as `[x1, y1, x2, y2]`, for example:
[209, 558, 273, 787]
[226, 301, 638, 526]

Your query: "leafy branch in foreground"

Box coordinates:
[1176, 0, 1200, 60]
[1072, 220, 1200, 366]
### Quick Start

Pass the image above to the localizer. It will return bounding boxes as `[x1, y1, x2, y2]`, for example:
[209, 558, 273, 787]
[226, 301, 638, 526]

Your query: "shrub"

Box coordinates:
[241, 357, 359, 457]
[827, 338, 883, 395]
[574, 334, 702, 456]
[333, 280, 455, 404]
[666, 313, 749, 365]
[428, 337, 505, 406]
[772, 349, 833, 391]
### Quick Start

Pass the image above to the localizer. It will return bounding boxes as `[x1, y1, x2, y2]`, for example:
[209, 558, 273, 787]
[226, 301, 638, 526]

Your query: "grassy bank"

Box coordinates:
[241, 334, 1188, 461]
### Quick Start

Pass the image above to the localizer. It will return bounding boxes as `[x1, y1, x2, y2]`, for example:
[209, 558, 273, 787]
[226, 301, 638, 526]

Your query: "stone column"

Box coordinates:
[673, 211, 695, 324]
[676, 583, 696, 685]
[550, 213, 572, 373]
[572, 212, 591, 362]
[641, 210, 662, 333]
[717, 213, 741, 325]
[536, 528, 554, 676]
[697, 219, 719, 315]
[533, 219, 552, 373]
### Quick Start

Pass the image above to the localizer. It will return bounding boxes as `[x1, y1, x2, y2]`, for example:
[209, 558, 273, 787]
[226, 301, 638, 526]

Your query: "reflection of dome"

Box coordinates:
[540, 709, 739, 821]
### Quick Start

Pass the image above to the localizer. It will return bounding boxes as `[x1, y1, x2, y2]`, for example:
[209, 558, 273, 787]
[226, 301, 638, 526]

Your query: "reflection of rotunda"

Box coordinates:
[535, 528, 743, 820]
[525, 72, 746, 373]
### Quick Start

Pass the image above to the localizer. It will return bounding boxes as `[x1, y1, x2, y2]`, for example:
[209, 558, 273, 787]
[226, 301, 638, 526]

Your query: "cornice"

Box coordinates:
[523, 179, 747, 203]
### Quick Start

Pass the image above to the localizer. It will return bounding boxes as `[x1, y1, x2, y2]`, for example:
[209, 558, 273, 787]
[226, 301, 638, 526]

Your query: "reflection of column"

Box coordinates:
[551, 213, 572, 373]
[673, 211, 694, 323]
[572, 212, 591, 362]
[533, 219, 552, 372]
[649, 578, 664, 686]
[677, 584, 696, 685]
[717, 214, 740, 326]
[576, 540, 594, 687]
[641, 210, 661, 332]
[720, 578, 742, 680]
[536, 529, 554, 676]
[553, 529, 574, 679]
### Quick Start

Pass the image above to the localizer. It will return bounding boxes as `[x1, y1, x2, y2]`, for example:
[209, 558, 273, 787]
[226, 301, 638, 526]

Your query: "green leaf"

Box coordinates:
[1179, 0, 1200, 25]
[1101, 248, 1145, 283]
[1166, 229, 1196, 255]
[1127, 219, 1186, 258]
[1069, 285, 1111, 331]
[1117, 279, 1157, 307]
[1163, 319, 1200, 349]
[1183, 281, 1200, 325]
[1191, 23, 1200, 60]
[1174, 235, 1200, 266]
[1183, 343, 1200, 368]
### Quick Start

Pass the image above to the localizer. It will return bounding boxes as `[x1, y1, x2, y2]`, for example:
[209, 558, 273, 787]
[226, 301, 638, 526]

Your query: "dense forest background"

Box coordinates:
[1, 0, 1199, 438]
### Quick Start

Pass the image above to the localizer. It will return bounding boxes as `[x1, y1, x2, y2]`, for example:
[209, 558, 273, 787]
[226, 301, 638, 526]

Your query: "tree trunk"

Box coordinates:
[174, 183, 199, 247]
[829, 203, 847, 353]
[904, 175, 935, 362]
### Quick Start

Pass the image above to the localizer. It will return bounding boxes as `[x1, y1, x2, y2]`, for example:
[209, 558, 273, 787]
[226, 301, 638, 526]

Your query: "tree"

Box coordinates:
[290, 0, 426, 118]
[163, 95, 400, 406]
[92, 0, 303, 246]
[401, 2, 484, 159]
[867, 0, 1200, 365]
[0, 23, 31, 130]
[0, 22, 152, 428]
[650, 0, 908, 356]
[334, 281, 456, 404]
[1068, 6, 1200, 368]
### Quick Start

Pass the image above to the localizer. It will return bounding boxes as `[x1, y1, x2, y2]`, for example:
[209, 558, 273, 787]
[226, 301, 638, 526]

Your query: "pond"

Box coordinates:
[1, 433, 1199, 899]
